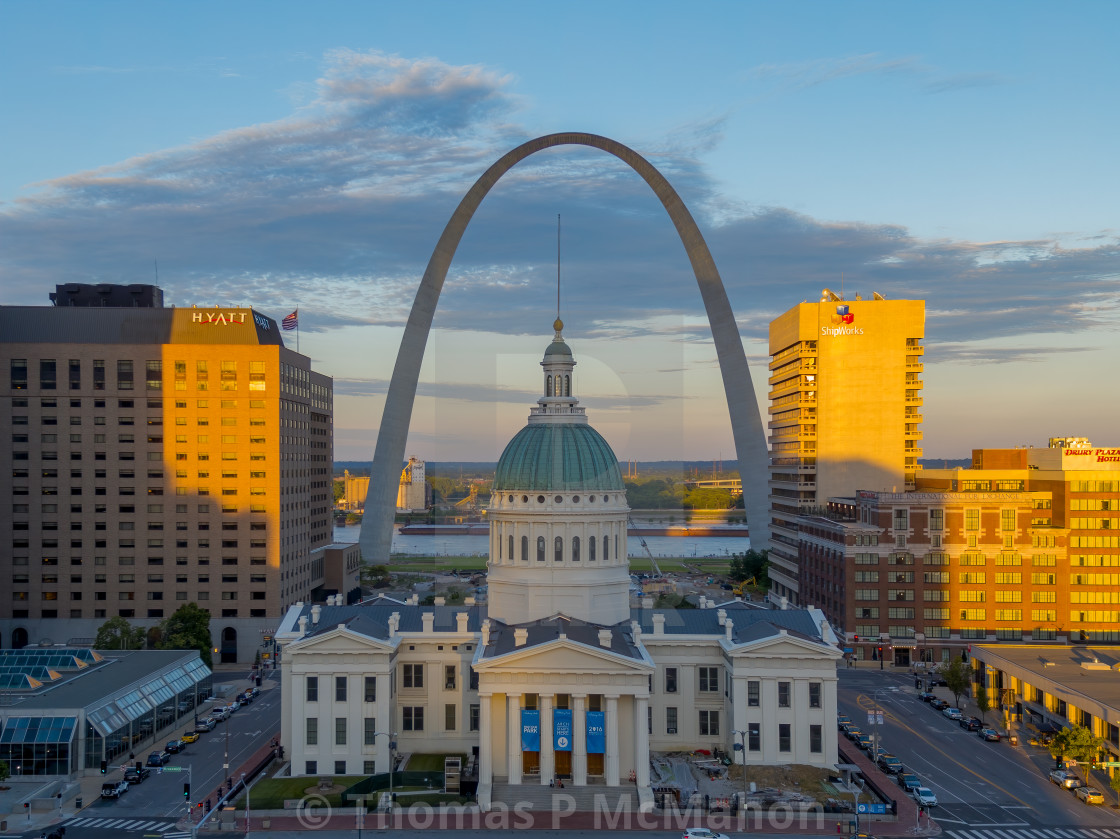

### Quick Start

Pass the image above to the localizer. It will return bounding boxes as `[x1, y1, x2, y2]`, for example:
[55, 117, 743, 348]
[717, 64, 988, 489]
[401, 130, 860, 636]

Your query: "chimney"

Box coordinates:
[598, 629, 613, 648]
[717, 609, 727, 627]
[514, 628, 528, 647]
[725, 619, 734, 642]
[295, 601, 304, 608]
[409, 594, 419, 606]
[457, 612, 469, 634]
[652, 614, 665, 636]
[297, 616, 308, 636]
[465, 597, 476, 606]
[422, 613, 435, 633]
[698, 596, 707, 609]
[434, 596, 446, 606]
[642, 595, 654, 609]
[631, 620, 642, 644]
[311, 605, 321, 625]
[388, 612, 400, 639]
[481, 619, 491, 646]
[820, 620, 829, 642]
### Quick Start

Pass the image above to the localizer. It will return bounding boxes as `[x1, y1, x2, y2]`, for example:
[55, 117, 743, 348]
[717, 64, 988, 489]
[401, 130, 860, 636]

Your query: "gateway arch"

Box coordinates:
[360, 132, 769, 562]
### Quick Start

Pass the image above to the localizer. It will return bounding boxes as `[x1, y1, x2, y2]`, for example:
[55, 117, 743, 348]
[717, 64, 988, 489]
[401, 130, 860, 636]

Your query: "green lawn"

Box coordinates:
[406, 752, 467, 772]
[232, 775, 368, 809]
[386, 555, 735, 575]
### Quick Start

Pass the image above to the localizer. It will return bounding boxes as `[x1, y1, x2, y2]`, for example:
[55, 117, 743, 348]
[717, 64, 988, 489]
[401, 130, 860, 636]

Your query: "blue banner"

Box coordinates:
[521, 709, 540, 752]
[586, 711, 605, 754]
[554, 708, 573, 752]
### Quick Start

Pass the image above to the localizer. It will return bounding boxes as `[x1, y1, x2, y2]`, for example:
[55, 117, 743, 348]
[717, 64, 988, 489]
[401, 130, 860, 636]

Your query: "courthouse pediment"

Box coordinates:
[287, 624, 396, 656]
[475, 638, 653, 675]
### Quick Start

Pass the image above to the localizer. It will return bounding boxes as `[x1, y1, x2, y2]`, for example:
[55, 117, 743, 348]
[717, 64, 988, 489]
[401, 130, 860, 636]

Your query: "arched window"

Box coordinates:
[521, 535, 529, 562]
[564, 375, 570, 396]
[572, 536, 580, 562]
[554, 376, 561, 396]
[546, 375, 552, 397]
[615, 534, 619, 560]
[589, 536, 596, 561]
[603, 535, 609, 561]
[554, 536, 563, 562]
[537, 536, 545, 562]
[508, 535, 514, 563]
[497, 533, 502, 560]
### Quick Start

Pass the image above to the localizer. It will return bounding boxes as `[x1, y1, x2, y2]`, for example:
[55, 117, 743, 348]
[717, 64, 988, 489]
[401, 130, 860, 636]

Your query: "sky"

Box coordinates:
[1, 1, 1118, 464]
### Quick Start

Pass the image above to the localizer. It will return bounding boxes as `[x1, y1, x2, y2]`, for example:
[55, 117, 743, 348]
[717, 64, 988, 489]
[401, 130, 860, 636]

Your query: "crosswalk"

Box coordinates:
[61, 815, 180, 833]
[947, 828, 1120, 839]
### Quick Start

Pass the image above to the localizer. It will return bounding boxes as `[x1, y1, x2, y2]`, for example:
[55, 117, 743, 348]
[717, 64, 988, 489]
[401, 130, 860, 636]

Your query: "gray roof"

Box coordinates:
[973, 644, 1120, 712]
[631, 602, 825, 645]
[481, 615, 644, 661]
[295, 602, 487, 642]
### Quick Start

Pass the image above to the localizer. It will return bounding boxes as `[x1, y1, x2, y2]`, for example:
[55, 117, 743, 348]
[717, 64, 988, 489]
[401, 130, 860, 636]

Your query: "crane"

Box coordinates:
[628, 517, 662, 577]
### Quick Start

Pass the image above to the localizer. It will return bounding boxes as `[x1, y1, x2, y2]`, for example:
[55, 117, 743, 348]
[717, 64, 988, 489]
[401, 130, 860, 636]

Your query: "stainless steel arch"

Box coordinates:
[359, 132, 769, 561]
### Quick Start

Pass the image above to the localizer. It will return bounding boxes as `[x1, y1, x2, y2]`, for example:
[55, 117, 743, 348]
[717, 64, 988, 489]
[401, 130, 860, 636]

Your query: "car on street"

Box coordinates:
[913, 787, 938, 807]
[917, 691, 937, 703]
[930, 698, 950, 711]
[877, 754, 903, 774]
[845, 726, 863, 741]
[101, 780, 129, 799]
[926, 673, 948, 687]
[123, 766, 151, 784]
[196, 718, 217, 731]
[942, 707, 963, 721]
[1076, 786, 1105, 805]
[682, 830, 730, 839]
[166, 738, 184, 753]
[959, 716, 982, 731]
[856, 734, 875, 752]
[181, 732, 200, 744]
[838, 714, 851, 729]
[897, 773, 922, 793]
[211, 707, 230, 721]
[146, 751, 170, 767]
[1049, 769, 1082, 789]
[979, 728, 1001, 741]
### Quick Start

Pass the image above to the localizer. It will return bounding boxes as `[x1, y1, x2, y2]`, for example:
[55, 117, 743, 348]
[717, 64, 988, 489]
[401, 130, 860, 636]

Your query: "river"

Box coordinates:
[332, 524, 750, 559]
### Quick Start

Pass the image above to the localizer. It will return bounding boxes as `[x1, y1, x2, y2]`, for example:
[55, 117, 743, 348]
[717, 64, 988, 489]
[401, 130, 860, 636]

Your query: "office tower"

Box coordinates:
[0, 286, 334, 661]
[767, 292, 925, 604]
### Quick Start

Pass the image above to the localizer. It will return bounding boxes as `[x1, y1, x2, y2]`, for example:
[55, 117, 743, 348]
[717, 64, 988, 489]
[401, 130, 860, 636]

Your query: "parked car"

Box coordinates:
[942, 707, 963, 721]
[877, 754, 903, 774]
[181, 732, 200, 744]
[856, 734, 875, 752]
[101, 780, 129, 799]
[123, 766, 151, 784]
[146, 751, 170, 767]
[917, 691, 937, 703]
[1076, 786, 1105, 805]
[211, 707, 230, 721]
[166, 738, 184, 754]
[845, 726, 863, 741]
[959, 716, 982, 731]
[929, 698, 950, 711]
[979, 728, 1001, 742]
[247, 686, 260, 699]
[682, 830, 730, 839]
[913, 787, 938, 807]
[927, 673, 948, 687]
[897, 773, 922, 793]
[196, 717, 217, 732]
[1049, 769, 1081, 789]
[837, 714, 851, 730]
[227, 700, 241, 712]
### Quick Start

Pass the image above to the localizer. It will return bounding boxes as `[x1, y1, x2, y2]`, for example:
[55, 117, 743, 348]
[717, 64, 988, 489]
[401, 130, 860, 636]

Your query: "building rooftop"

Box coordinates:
[0, 306, 285, 346]
[973, 644, 1120, 712]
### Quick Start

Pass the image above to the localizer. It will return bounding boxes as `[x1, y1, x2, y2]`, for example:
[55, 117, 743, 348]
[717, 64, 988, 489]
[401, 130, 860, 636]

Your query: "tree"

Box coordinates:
[360, 564, 391, 587]
[1109, 770, 1120, 809]
[0, 760, 9, 785]
[729, 549, 769, 584]
[940, 658, 972, 710]
[93, 616, 145, 651]
[159, 603, 213, 668]
[974, 684, 991, 723]
[1049, 724, 1104, 786]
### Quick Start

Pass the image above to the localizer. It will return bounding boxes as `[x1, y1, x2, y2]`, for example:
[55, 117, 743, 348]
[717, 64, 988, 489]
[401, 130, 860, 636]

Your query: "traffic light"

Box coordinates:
[877, 645, 883, 655]
[184, 782, 191, 799]
[100, 760, 107, 774]
[853, 635, 859, 642]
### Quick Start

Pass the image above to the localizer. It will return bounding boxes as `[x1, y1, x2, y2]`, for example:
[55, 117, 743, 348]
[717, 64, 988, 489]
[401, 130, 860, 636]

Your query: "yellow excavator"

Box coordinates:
[732, 577, 756, 597]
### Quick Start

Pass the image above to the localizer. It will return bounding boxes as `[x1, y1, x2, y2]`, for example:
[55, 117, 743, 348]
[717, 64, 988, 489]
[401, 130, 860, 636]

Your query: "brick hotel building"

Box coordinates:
[798, 438, 1120, 665]
[0, 285, 348, 662]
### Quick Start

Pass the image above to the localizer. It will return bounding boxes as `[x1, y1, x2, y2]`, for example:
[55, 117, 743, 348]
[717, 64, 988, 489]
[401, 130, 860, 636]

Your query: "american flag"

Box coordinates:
[282, 310, 298, 331]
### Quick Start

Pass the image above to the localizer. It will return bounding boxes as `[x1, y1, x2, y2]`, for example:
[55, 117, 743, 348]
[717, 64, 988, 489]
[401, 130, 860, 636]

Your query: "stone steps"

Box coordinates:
[490, 782, 640, 812]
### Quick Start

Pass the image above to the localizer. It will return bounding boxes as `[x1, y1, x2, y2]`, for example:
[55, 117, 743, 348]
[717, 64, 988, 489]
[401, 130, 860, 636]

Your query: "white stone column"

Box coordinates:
[540, 694, 554, 785]
[732, 676, 747, 764]
[507, 693, 521, 784]
[634, 695, 650, 787]
[479, 693, 493, 785]
[605, 694, 620, 786]
[573, 694, 587, 786]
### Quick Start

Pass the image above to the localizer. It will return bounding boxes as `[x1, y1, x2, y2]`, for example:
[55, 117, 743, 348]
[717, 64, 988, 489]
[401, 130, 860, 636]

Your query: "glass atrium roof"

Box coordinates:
[0, 716, 77, 744]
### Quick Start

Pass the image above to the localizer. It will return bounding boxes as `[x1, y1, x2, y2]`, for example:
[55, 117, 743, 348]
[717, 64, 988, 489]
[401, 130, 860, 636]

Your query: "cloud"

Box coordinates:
[0, 49, 1117, 362]
[745, 53, 921, 92]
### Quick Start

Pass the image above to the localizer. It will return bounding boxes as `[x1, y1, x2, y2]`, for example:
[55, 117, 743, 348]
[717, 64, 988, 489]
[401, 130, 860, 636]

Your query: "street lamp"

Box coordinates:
[851, 777, 865, 833]
[731, 730, 748, 813]
[373, 732, 398, 813]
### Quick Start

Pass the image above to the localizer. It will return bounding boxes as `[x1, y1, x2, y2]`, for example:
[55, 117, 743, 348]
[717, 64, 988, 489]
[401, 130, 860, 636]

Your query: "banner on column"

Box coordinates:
[586, 710, 605, 754]
[554, 708, 573, 751]
[521, 709, 540, 752]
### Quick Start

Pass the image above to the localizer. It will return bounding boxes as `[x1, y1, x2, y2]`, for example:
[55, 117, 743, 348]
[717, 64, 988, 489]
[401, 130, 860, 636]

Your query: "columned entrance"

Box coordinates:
[555, 750, 572, 778]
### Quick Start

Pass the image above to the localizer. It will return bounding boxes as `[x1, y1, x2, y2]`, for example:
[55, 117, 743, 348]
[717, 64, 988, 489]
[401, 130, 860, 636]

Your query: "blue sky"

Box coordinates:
[2, 1, 1118, 463]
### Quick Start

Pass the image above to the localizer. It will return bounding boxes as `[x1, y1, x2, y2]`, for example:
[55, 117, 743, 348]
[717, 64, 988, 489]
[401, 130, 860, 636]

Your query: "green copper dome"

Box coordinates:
[493, 423, 624, 492]
[544, 339, 572, 357]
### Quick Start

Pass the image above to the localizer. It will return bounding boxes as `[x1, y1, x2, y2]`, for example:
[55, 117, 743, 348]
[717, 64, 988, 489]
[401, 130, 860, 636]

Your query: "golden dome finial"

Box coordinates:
[553, 317, 564, 335]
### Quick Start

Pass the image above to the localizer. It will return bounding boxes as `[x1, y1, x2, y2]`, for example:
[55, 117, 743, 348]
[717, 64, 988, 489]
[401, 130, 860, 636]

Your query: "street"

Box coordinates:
[839, 667, 1120, 838]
